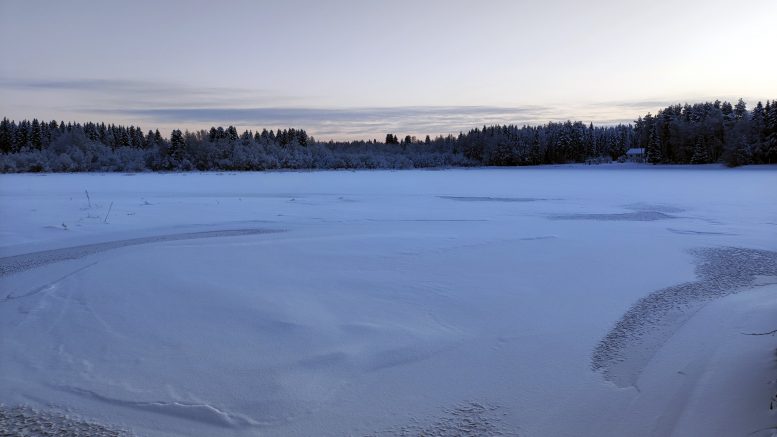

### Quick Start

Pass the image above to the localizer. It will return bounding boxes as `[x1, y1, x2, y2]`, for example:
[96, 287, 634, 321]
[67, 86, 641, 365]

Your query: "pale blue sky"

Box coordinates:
[1, 0, 775, 139]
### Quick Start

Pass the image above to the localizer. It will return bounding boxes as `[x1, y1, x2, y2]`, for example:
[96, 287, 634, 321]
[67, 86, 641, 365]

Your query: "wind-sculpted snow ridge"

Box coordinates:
[0, 405, 134, 437]
[592, 247, 777, 387]
[0, 228, 284, 277]
[369, 401, 517, 437]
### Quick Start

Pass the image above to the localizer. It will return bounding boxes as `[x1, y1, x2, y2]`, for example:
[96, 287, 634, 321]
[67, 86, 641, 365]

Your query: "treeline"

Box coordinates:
[0, 98, 774, 172]
[636, 99, 777, 165]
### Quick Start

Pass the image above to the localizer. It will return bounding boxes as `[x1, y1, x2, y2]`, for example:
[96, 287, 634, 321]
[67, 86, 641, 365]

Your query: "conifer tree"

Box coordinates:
[0, 117, 14, 153]
[690, 137, 709, 164]
[169, 129, 185, 159]
[15, 121, 29, 149]
[734, 98, 747, 120]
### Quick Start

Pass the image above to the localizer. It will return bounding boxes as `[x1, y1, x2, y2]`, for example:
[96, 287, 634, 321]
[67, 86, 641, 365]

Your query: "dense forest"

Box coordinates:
[1, 99, 774, 172]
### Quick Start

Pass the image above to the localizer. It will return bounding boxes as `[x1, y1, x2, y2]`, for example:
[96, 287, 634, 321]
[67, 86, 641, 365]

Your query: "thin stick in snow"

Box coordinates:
[104, 202, 113, 224]
[85, 189, 91, 208]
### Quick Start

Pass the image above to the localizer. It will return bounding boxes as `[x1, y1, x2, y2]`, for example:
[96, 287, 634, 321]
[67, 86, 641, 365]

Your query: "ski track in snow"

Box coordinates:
[591, 247, 777, 387]
[0, 228, 284, 277]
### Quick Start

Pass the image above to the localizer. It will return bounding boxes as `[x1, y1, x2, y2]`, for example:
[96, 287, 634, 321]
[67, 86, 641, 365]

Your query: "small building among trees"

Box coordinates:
[624, 147, 645, 162]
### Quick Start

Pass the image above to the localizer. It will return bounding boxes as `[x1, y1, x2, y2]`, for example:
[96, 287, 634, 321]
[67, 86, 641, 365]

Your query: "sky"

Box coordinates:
[1, 0, 776, 140]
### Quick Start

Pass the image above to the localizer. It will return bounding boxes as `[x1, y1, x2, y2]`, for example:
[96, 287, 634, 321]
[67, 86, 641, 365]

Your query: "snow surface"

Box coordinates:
[1, 165, 776, 436]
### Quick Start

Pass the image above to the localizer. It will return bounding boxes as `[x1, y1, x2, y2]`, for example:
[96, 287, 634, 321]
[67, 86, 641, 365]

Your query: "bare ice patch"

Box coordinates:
[623, 203, 685, 214]
[592, 247, 777, 387]
[666, 228, 738, 236]
[0, 228, 284, 277]
[550, 203, 685, 222]
[439, 196, 546, 202]
[550, 211, 676, 221]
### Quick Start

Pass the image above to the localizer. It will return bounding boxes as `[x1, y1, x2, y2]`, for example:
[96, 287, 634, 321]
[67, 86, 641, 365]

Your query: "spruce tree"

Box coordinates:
[0, 117, 13, 153]
[734, 98, 747, 120]
[15, 121, 29, 149]
[690, 137, 709, 164]
[169, 129, 185, 159]
[30, 118, 43, 150]
[226, 126, 239, 142]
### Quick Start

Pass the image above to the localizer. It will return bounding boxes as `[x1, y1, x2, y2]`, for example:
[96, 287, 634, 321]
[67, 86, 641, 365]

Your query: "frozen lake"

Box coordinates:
[1, 166, 776, 436]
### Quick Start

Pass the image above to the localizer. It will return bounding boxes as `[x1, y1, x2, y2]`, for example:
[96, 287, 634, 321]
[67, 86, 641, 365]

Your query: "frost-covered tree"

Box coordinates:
[30, 119, 43, 150]
[734, 98, 747, 120]
[169, 129, 185, 160]
[226, 126, 239, 142]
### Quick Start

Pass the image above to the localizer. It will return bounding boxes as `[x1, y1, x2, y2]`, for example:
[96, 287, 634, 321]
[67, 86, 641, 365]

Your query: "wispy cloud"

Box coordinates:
[0, 77, 302, 108]
[1, 77, 651, 139]
[109, 106, 554, 123]
[98, 105, 577, 138]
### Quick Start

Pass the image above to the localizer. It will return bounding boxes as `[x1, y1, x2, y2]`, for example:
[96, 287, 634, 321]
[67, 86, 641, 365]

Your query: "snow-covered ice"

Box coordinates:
[0, 165, 776, 436]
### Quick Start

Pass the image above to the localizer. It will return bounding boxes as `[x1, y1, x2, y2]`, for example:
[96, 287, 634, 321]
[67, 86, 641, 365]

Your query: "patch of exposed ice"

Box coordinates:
[439, 196, 546, 202]
[0, 228, 283, 277]
[550, 211, 676, 221]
